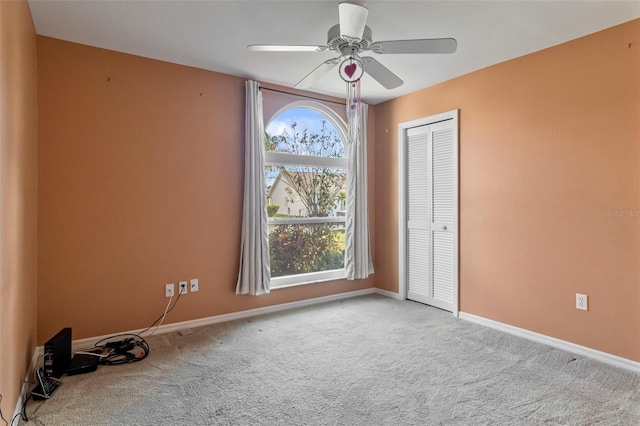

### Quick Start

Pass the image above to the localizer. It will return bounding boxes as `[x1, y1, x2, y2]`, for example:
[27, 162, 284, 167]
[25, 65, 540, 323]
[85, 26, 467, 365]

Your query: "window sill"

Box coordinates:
[270, 269, 346, 290]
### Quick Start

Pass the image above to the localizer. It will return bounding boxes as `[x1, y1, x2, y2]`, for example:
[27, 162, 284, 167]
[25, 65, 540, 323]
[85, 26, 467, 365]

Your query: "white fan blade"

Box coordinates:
[295, 57, 340, 89]
[339, 3, 369, 40]
[361, 57, 403, 89]
[248, 44, 328, 52]
[371, 38, 457, 54]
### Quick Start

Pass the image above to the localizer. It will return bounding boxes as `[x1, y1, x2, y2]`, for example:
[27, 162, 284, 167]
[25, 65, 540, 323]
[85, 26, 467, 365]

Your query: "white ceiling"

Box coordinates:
[28, 0, 640, 105]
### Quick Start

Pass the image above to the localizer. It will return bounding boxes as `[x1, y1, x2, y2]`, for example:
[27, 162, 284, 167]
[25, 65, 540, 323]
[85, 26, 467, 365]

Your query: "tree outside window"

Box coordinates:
[265, 106, 347, 281]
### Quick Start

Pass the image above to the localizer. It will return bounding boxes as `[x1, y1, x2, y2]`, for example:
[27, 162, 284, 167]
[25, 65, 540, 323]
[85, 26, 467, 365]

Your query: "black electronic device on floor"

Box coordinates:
[31, 368, 61, 400]
[43, 327, 72, 378]
[66, 353, 100, 376]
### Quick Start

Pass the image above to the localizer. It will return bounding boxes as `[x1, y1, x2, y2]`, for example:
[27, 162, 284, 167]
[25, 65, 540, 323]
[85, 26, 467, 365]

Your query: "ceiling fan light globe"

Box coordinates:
[338, 2, 369, 40]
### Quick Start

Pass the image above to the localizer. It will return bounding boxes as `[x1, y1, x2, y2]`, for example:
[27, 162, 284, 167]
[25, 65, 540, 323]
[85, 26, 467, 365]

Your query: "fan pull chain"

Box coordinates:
[346, 78, 362, 145]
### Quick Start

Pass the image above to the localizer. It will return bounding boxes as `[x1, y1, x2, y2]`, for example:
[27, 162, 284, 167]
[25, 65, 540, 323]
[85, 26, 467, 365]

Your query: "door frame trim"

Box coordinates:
[397, 109, 459, 316]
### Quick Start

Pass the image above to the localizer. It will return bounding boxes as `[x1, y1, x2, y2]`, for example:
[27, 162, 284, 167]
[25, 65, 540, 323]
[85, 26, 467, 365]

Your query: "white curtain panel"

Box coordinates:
[345, 102, 374, 280]
[236, 80, 271, 295]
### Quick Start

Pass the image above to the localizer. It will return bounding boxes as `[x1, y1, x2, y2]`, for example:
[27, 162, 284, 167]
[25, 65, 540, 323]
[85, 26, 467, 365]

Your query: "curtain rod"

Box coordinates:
[259, 86, 346, 106]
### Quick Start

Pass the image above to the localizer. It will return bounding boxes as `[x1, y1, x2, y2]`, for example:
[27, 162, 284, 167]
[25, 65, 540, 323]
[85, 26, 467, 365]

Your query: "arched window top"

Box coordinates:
[265, 101, 347, 158]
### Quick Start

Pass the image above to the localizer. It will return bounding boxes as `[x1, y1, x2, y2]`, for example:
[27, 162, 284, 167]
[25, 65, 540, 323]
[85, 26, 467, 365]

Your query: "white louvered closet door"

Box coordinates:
[406, 125, 431, 306]
[406, 119, 456, 312]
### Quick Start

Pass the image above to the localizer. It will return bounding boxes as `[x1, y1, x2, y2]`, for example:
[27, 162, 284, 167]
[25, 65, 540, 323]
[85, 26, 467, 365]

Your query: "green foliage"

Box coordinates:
[267, 204, 280, 217]
[269, 223, 344, 277]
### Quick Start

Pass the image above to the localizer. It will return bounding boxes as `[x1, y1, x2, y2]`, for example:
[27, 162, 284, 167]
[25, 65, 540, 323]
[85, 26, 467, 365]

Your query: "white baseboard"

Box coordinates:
[10, 382, 28, 426]
[11, 349, 39, 425]
[374, 288, 404, 300]
[459, 311, 640, 374]
[10, 384, 27, 426]
[37, 288, 378, 353]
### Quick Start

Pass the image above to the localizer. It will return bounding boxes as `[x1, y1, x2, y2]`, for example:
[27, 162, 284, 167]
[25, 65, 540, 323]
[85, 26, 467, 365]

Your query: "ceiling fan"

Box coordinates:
[248, 2, 457, 90]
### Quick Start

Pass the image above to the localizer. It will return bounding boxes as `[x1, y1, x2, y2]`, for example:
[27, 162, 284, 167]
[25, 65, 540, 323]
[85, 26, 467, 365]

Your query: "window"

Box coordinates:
[265, 102, 348, 288]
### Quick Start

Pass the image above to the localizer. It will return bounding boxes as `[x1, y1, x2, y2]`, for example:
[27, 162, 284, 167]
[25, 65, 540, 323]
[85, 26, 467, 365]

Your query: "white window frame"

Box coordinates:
[265, 100, 349, 288]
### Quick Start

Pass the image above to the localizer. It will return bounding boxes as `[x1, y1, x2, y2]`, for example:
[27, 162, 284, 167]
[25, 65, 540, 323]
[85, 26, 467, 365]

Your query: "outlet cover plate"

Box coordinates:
[190, 278, 199, 292]
[576, 293, 588, 311]
[179, 281, 188, 295]
[165, 283, 175, 298]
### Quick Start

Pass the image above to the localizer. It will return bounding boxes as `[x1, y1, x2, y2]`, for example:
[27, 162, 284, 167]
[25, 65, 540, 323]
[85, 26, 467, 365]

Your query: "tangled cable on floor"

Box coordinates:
[87, 291, 183, 365]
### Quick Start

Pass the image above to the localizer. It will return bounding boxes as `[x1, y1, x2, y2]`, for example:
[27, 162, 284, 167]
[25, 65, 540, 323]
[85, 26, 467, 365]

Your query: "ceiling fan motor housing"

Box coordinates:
[327, 24, 373, 52]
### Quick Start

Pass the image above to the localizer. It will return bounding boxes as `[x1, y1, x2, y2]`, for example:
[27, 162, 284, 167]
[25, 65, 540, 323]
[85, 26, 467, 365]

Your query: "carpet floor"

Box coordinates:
[22, 294, 640, 425]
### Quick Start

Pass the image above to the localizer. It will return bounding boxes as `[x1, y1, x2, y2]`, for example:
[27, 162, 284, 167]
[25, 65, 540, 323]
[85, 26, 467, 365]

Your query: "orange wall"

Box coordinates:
[37, 37, 375, 344]
[0, 0, 39, 415]
[375, 20, 640, 361]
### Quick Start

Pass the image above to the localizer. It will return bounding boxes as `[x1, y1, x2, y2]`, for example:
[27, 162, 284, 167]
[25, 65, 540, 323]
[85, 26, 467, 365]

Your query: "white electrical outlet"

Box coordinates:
[576, 293, 588, 311]
[165, 283, 175, 298]
[179, 281, 188, 295]
[190, 278, 199, 292]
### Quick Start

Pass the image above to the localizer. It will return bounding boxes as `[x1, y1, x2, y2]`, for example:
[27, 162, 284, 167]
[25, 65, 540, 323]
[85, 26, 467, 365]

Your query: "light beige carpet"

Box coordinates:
[21, 295, 640, 425]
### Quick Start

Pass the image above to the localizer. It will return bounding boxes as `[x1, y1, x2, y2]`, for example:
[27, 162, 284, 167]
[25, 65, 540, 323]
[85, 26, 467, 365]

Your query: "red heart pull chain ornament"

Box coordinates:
[339, 56, 363, 83]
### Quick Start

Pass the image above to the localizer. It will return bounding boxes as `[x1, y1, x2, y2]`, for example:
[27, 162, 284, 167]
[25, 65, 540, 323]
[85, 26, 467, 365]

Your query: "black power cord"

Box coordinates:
[0, 394, 8, 426]
[137, 290, 183, 337]
[92, 334, 150, 365]
[88, 290, 184, 366]
[1, 392, 31, 426]
[17, 393, 31, 424]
